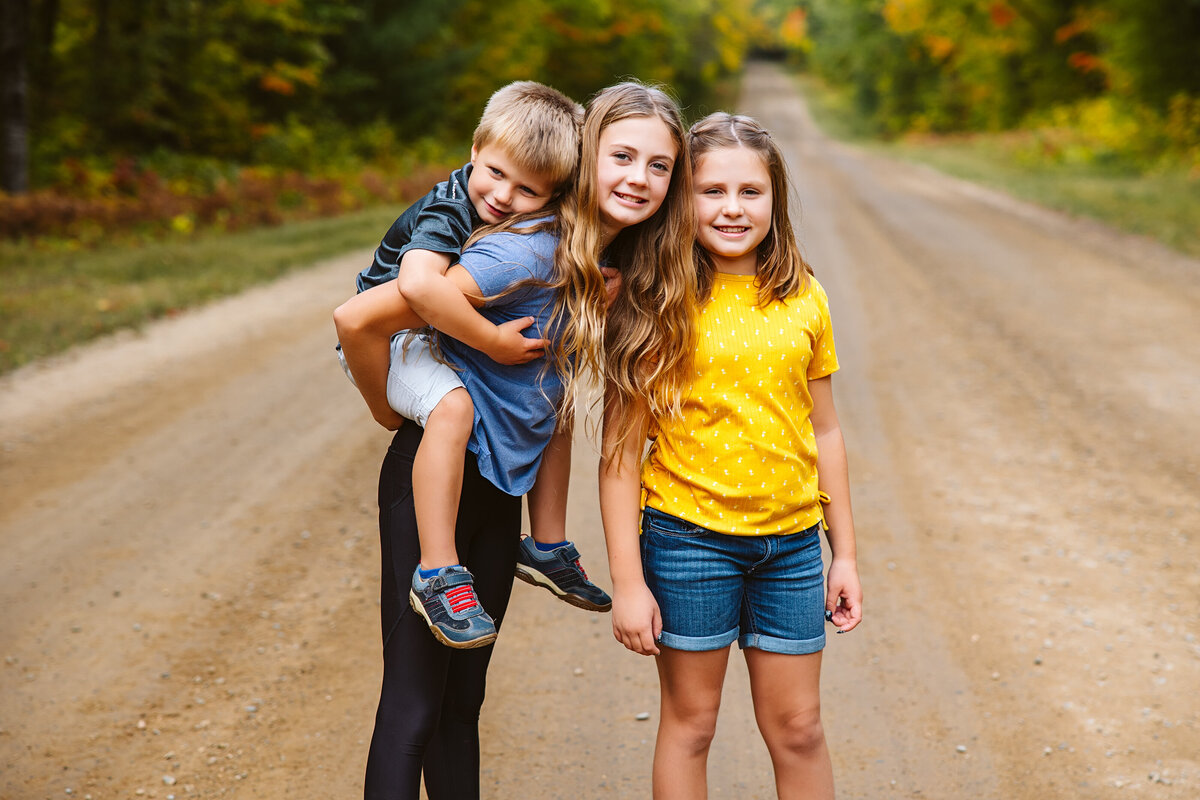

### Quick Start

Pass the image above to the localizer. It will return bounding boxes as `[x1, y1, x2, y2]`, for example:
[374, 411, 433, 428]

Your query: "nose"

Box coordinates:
[722, 195, 742, 216]
[493, 183, 512, 206]
[626, 162, 648, 187]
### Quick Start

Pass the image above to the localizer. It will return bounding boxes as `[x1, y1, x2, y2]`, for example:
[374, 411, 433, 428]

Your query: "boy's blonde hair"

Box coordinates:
[474, 81, 584, 195]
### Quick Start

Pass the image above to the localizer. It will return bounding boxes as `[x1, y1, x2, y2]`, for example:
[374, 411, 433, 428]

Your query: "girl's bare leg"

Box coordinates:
[526, 428, 571, 544]
[744, 649, 834, 800]
[653, 646, 731, 800]
[411, 388, 473, 569]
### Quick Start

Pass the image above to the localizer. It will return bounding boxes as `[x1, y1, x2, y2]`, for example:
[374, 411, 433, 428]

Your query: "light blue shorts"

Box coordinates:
[640, 507, 827, 655]
[384, 331, 464, 428]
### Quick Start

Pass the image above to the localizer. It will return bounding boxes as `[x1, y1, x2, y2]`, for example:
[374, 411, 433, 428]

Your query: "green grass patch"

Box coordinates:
[0, 205, 405, 374]
[794, 74, 1200, 260]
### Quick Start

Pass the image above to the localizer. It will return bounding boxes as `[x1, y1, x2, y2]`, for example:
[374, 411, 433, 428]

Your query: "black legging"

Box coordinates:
[363, 423, 522, 799]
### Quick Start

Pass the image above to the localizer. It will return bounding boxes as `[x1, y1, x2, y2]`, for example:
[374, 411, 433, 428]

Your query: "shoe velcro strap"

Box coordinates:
[555, 543, 581, 562]
[429, 568, 475, 592]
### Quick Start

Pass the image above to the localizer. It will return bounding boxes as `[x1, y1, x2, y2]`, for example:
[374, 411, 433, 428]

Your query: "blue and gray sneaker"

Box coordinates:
[409, 565, 498, 649]
[514, 537, 612, 612]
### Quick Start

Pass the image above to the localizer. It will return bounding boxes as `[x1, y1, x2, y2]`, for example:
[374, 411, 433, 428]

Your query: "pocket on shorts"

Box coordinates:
[641, 507, 709, 539]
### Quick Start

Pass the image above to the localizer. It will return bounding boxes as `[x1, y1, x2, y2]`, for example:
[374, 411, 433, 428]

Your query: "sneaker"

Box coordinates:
[514, 537, 612, 612]
[409, 565, 498, 649]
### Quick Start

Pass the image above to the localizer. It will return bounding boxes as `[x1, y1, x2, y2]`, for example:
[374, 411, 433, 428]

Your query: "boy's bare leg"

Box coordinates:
[412, 388, 474, 569]
[527, 428, 571, 544]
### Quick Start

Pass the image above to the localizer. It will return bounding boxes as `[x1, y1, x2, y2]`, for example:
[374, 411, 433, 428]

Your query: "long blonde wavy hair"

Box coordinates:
[688, 112, 812, 306]
[589, 83, 698, 459]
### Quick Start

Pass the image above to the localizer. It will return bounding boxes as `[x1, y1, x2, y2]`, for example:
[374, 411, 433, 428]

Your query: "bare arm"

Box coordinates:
[333, 267, 485, 429]
[598, 395, 660, 655]
[398, 249, 547, 365]
[809, 375, 863, 633]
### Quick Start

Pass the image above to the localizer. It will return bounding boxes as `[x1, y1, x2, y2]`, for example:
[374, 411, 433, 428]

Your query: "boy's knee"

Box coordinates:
[428, 388, 473, 431]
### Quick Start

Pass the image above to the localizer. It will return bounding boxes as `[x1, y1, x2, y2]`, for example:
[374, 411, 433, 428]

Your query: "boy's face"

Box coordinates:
[468, 144, 556, 224]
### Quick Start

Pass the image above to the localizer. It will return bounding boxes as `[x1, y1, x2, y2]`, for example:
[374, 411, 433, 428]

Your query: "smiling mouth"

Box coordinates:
[484, 202, 510, 219]
[714, 226, 749, 234]
[614, 191, 647, 205]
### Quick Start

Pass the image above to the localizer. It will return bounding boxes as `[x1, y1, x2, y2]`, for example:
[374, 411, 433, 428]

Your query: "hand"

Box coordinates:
[826, 557, 863, 633]
[611, 582, 662, 656]
[601, 266, 623, 309]
[486, 316, 547, 365]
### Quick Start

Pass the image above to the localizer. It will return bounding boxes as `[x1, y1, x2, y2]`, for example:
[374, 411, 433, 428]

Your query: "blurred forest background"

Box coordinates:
[2, 0, 1197, 239]
[0, 0, 1197, 369]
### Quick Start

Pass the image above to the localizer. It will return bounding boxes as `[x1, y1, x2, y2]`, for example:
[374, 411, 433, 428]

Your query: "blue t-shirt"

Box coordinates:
[355, 163, 478, 293]
[443, 224, 563, 496]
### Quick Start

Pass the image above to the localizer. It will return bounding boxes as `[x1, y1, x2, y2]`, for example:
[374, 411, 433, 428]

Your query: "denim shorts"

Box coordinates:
[640, 507, 826, 655]
[386, 330, 465, 428]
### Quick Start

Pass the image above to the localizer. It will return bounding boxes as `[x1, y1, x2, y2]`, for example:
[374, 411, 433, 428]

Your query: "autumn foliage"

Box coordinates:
[3, 0, 782, 242]
[794, 0, 1200, 171]
[0, 160, 448, 244]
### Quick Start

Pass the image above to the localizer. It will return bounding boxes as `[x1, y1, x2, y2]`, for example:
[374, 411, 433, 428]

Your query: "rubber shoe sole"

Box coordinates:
[514, 564, 612, 612]
[408, 589, 498, 649]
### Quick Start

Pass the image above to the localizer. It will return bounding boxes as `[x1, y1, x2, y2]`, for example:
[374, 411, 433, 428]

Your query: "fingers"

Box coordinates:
[826, 595, 862, 633]
[513, 340, 546, 364]
[612, 623, 660, 656]
[521, 337, 548, 353]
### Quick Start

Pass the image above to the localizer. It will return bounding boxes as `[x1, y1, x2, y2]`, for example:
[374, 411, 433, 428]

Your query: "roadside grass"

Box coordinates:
[794, 74, 1200, 260]
[0, 205, 405, 375]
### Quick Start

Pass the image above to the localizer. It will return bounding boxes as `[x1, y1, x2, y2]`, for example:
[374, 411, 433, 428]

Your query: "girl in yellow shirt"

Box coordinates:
[600, 112, 863, 799]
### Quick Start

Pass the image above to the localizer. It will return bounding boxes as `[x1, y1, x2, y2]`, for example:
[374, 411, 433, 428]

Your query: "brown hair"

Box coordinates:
[688, 112, 811, 306]
[582, 83, 698, 459]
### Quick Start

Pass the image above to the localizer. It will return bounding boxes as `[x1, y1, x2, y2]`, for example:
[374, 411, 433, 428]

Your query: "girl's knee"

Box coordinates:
[765, 708, 826, 756]
[664, 707, 720, 755]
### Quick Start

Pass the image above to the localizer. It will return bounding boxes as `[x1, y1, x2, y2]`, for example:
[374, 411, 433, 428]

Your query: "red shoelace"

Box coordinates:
[445, 585, 479, 613]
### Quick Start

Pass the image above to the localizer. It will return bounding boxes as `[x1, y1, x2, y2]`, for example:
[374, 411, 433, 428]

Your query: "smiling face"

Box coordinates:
[692, 145, 773, 276]
[594, 116, 678, 242]
[467, 143, 556, 224]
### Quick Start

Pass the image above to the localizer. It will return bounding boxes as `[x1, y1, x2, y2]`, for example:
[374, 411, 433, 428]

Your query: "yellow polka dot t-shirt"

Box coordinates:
[642, 272, 839, 535]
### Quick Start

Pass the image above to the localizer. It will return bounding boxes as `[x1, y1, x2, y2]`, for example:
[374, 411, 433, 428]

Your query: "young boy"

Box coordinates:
[336, 81, 611, 650]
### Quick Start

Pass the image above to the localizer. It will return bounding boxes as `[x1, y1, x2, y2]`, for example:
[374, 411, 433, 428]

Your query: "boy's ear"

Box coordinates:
[470, 145, 478, 163]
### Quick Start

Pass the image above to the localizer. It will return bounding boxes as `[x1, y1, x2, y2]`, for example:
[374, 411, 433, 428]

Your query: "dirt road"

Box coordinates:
[3, 62, 1197, 799]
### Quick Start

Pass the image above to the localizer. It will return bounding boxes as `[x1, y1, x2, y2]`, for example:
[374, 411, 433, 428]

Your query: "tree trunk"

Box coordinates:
[1, 0, 31, 194]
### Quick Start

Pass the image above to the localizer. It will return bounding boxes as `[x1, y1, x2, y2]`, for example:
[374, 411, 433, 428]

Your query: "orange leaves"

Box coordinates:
[1055, 21, 1090, 45]
[1067, 52, 1104, 75]
[259, 74, 296, 95]
[923, 34, 956, 61]
[988, 3, 1017, 28]
[781, 8, 808, 47]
